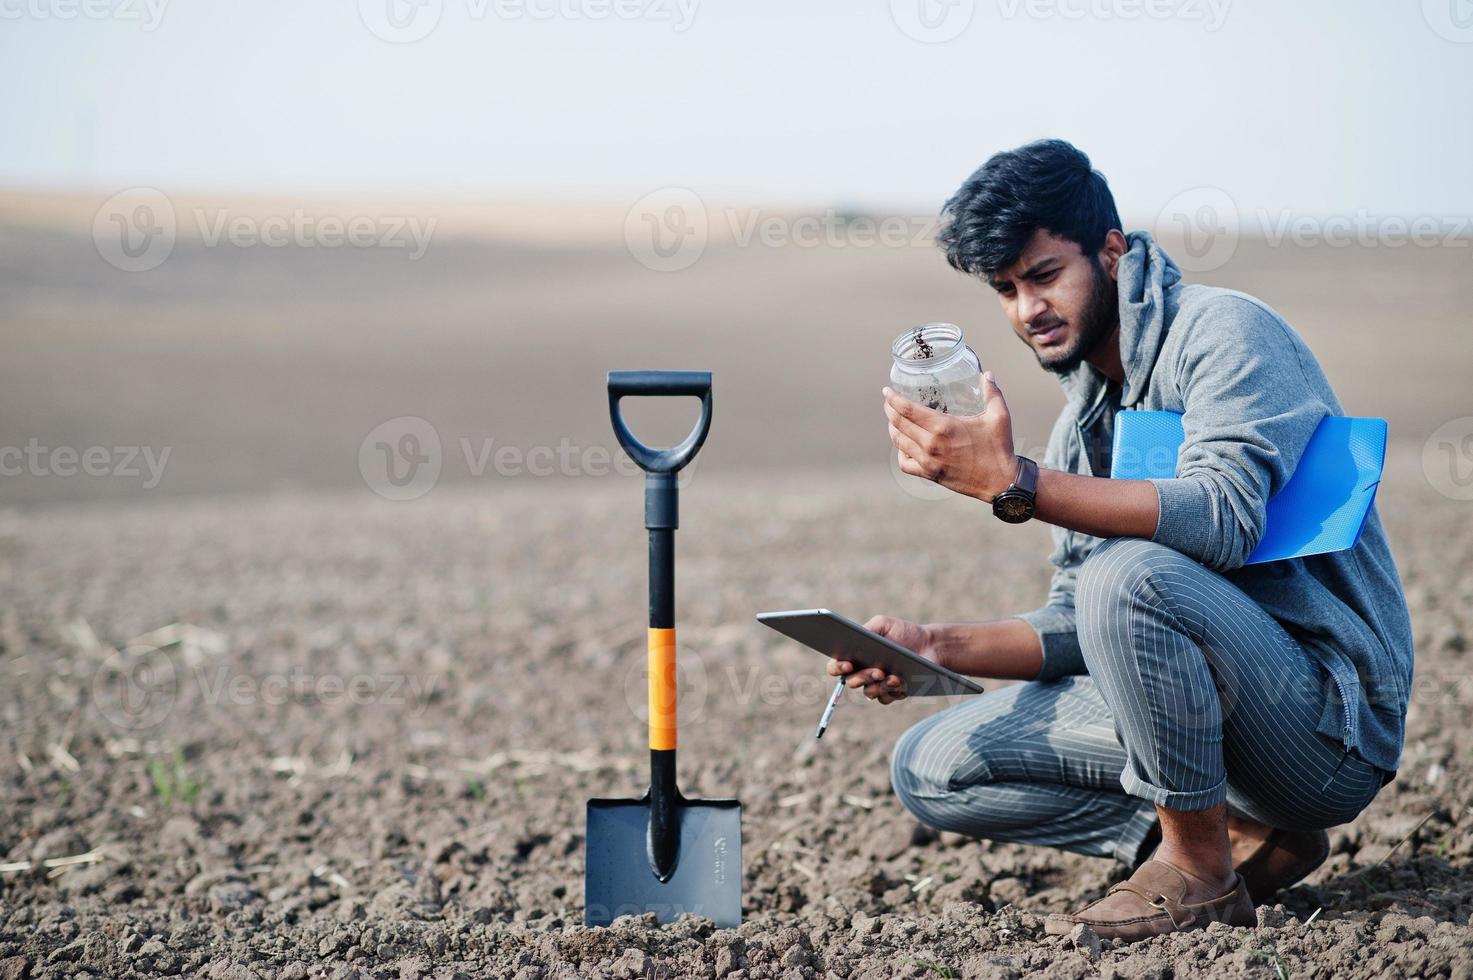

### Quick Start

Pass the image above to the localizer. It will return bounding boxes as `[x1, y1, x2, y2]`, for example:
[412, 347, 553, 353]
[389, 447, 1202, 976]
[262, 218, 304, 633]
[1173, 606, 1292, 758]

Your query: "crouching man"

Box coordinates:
[832, 139, 1412, 943]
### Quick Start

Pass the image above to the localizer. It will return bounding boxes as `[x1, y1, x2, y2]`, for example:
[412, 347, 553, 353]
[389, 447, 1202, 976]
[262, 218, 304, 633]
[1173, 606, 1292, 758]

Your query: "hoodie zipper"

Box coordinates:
[1065, 386, 1114, 563]
[1075, 383, 1113, 479]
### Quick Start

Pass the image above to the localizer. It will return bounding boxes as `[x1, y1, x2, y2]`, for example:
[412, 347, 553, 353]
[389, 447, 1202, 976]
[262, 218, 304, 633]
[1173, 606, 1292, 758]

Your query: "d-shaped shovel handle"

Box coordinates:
[607, 371, 713, 474]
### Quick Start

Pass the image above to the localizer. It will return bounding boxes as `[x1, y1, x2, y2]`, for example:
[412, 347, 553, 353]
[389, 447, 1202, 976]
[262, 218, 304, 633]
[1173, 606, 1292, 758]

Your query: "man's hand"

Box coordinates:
[826, 615, 939, 704]
[885, 371, 1018, 502]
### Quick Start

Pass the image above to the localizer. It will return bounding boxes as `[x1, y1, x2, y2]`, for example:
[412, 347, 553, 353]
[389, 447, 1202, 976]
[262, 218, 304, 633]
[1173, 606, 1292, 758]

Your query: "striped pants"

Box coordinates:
[891, 537, 1390, 865]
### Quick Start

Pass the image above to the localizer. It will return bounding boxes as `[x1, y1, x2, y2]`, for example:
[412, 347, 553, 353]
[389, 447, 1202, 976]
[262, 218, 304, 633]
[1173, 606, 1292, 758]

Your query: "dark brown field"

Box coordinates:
[1, 193, 1471, 978]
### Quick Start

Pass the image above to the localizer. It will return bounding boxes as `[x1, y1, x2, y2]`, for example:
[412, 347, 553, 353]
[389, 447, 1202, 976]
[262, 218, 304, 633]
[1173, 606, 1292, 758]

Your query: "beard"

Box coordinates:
[1031, 259, 1118, 374]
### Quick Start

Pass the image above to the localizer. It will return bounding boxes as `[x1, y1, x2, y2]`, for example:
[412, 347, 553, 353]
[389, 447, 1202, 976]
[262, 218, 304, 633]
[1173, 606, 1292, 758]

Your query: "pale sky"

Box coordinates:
[3, 0, 1471, 220]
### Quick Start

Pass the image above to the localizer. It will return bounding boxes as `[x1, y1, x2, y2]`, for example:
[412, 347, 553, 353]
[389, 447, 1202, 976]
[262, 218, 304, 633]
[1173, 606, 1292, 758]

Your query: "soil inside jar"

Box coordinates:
[911, 327, 935, 360]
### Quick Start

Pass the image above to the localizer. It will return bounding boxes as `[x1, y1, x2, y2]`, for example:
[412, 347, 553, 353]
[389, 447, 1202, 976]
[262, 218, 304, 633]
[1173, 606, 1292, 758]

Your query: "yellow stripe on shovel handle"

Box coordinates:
[648, 628, 677, 750]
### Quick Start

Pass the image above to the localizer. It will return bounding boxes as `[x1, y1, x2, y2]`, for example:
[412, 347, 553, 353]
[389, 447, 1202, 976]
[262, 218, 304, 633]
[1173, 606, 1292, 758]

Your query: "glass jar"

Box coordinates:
[889, 323, 984, 416]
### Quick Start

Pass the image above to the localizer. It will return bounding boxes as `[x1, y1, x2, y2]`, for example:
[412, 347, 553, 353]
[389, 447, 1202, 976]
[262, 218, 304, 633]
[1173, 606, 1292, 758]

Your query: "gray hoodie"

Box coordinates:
[1018, 231, 1413, 776]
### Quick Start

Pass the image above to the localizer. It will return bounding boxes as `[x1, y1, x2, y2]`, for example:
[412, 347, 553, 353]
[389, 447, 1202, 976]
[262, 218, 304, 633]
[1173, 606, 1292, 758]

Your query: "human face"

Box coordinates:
[987, 229, 1120, 374]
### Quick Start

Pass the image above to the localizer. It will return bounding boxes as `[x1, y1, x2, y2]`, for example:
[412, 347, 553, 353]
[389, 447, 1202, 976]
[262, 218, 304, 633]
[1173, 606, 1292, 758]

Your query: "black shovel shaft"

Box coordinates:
[647, 481, 676, 625]
[647, 499, 679, 881]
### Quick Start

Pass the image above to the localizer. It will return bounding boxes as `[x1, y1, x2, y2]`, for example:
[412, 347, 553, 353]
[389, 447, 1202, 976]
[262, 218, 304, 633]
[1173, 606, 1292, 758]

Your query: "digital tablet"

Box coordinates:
[756, 609, 984, 697]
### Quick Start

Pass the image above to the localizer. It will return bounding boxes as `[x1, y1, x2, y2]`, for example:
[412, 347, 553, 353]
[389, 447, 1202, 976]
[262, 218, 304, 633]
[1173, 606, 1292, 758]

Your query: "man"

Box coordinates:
[830, 139, 1413, 942]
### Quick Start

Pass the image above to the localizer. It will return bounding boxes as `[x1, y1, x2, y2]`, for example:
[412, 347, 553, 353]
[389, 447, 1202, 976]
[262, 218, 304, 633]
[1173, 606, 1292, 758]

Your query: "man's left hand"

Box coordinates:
[885, 371, 1018, 502]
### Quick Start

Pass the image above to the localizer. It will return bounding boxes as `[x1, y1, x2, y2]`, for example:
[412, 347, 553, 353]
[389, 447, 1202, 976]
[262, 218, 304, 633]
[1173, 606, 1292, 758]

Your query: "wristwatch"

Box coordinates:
[991, 455, 1038, 524]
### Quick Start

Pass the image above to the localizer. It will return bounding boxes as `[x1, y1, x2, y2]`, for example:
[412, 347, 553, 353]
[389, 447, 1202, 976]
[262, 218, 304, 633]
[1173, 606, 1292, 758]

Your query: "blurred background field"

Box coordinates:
[2, 190, 1470, 506]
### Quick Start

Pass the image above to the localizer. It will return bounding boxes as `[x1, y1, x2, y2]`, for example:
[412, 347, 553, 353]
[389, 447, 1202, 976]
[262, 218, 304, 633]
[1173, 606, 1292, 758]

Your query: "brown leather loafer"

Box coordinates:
[1044, 859, 1255, 943]
[1232, 828, 1330, 902]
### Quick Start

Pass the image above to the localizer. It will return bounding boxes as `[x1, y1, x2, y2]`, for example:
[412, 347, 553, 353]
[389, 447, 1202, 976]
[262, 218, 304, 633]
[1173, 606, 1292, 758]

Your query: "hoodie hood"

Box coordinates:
[1056, 230, 1181, 410]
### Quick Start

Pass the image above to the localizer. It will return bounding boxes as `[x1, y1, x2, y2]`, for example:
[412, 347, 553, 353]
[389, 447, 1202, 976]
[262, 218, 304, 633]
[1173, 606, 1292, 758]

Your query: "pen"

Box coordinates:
[815, 676, 846, 739]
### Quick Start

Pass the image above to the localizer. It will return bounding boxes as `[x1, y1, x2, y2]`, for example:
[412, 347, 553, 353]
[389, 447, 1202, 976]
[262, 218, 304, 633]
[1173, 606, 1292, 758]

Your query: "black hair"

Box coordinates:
[938, 139, 1122, 279]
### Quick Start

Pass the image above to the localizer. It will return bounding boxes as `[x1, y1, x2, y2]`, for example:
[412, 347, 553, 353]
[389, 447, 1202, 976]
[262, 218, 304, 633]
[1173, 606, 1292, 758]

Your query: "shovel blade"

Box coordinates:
[585, 796, 742, 928]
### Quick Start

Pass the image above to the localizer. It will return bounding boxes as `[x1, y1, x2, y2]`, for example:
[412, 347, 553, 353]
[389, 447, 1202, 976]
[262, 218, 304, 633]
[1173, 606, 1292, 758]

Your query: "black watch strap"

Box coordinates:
[1014, 455, 1038, 496]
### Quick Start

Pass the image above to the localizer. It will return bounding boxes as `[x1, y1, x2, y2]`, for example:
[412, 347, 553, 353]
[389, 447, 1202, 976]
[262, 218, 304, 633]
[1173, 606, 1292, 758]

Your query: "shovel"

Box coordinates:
[584, 370, 743, 929]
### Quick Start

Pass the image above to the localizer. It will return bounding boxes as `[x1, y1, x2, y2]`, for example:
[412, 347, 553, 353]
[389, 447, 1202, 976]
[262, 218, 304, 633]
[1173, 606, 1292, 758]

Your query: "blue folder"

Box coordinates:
[1110, 410, 1387, 565]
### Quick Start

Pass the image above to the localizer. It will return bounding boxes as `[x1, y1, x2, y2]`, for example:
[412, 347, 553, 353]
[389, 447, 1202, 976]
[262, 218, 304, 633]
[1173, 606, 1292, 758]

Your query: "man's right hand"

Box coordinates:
[826, 615, 939, 705]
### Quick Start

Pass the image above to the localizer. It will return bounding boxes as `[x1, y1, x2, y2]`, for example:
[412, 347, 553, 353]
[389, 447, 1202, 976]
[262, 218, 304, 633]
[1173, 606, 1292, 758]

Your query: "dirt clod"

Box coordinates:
[1067, 923, 1101, 961]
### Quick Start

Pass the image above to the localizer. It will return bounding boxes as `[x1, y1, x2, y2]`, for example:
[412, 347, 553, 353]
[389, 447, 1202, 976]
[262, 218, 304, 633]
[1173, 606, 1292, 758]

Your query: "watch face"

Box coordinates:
[994, 493, 1033, 524]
